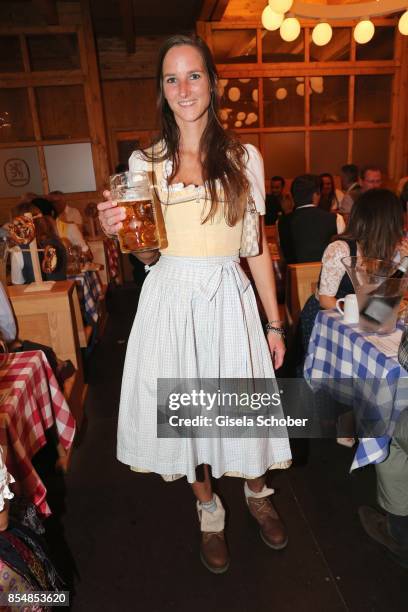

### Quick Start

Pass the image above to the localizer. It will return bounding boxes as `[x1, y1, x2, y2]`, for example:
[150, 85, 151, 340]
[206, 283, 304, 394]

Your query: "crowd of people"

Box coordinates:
[270, 166, 408, 570]
[3, 192, 91, 285]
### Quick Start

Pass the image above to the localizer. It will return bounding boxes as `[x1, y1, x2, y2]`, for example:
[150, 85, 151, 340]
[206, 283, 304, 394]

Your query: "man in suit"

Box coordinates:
[339, 164, 361, 213]
[278, 174, 338, 264]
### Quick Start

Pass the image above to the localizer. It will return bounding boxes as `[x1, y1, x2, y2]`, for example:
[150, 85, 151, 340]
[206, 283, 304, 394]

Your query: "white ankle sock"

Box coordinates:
[197, 493, 225, 532]
[244, 482, 275, 501]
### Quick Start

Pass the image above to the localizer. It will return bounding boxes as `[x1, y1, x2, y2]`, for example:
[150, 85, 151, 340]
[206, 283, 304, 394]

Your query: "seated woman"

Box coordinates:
[299, 188, 408, 355]
[10, 203, 67, 284]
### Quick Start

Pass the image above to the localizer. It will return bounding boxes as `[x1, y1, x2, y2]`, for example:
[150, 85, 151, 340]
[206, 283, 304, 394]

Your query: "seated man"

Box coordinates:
[270, 175, 293, 215]
[360, 165, 382, 192]
[278, 174, 340, 264]
[339, 164, 361, 214]
[359, 409, 408, 569]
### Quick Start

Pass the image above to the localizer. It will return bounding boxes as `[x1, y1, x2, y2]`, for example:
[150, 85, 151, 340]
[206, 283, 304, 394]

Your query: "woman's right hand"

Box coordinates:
[97, 191, 126, 237]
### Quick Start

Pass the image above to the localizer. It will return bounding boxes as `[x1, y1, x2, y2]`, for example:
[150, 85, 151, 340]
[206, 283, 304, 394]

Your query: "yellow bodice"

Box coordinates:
[157, 184, 243, 257]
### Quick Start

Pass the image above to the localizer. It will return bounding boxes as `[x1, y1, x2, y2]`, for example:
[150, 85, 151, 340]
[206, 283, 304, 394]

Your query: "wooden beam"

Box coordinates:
[199, 0, 218, 21]
[118, 0, 135, 55]
[211, 0, 229, 21]
[32, 0, 59, 25]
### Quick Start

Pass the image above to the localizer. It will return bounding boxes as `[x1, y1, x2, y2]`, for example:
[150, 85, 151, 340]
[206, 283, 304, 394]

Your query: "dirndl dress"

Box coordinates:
[116, 144, 292, 482]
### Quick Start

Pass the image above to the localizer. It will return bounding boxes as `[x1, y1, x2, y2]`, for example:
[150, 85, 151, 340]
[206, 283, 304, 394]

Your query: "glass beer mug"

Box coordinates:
[110, 170, 167, 254]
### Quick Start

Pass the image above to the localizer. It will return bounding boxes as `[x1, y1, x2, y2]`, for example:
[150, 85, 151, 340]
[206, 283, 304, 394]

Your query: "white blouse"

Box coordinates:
[319, 240, 359, 297]
[128, 143, 266, 215]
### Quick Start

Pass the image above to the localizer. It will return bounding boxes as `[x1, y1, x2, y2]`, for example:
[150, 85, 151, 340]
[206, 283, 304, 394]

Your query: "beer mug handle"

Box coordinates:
[336, 298, 345, 315]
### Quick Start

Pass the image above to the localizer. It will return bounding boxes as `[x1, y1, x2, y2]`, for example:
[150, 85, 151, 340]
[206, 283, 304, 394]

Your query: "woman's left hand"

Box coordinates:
[267, 333, 286, 370]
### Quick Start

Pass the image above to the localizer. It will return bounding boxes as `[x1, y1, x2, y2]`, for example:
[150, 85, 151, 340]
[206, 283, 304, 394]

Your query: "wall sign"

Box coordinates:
[4, 158, 31, 187]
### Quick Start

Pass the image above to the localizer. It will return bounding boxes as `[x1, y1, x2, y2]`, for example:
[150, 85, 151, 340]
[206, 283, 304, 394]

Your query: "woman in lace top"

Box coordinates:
[318, 188, 408, 309]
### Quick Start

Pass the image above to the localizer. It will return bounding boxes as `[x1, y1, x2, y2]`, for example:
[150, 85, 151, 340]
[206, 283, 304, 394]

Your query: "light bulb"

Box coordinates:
[354, 19, 375, 44]
[312, 22, 333, 47]
[398, 10, 408, 35]
[276, 87, 288, 100]
[261, 6, 284, 31]
[280, 17, 301, 42]
[269, 0, 293, 13]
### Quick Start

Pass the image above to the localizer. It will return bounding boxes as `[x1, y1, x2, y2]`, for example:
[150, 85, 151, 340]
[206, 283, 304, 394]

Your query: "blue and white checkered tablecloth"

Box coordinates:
[68, 270, 103, 324]
[304, 310, 408, 471]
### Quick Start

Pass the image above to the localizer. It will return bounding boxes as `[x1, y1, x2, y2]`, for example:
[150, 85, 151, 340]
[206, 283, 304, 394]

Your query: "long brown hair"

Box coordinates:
[341, 188, 403, 260]
[145, 34, 249, 226]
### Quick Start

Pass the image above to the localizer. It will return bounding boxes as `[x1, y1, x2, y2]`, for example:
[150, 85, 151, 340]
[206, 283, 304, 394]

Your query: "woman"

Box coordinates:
[98, 35, 291, 574]
[300, 188, 408, 354]
[319, 173, 343, 212]
[10, 203, 67, 285]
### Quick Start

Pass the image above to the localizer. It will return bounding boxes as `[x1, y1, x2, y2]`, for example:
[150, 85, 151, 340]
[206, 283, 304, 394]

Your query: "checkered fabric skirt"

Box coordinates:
[117, 255, 292, 482]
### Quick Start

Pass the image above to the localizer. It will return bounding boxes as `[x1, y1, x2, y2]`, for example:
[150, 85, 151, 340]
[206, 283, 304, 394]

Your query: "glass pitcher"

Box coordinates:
[342, 256, 408, 334]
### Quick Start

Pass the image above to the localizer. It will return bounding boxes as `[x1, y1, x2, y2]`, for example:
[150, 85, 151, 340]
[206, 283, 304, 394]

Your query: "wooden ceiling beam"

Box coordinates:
[119, 0, 136, 54]
[199, 0, 218, 20]
[199, 0, 229, 21]
[32, 0, 58, 25]
[211, 0, 229, 21]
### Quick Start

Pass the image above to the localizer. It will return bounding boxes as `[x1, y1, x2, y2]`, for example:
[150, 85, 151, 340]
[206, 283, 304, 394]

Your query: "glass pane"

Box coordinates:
[212, 30, 257, 64]
[0, 147, 43, 198]
[262, 30, 304, 62]
[0, 89, 34, 142]
[310, 131, 348, 175]
[219, 78, 259, 130]
[0, 37, 24, 72]
[36, 86, 89, 139]
[356, 27, 395, 61]
[44, 143, 96, 192]
[263, 77, 304, 127]
[310, 76, 348, 125]
[354, 75, 392, 123]
[27, 34, 80, 71]
[236, 133, 259, 149]
[352, 128, 390, 172]
[310, 28, 351, 62]
[263, 132, 305, 179]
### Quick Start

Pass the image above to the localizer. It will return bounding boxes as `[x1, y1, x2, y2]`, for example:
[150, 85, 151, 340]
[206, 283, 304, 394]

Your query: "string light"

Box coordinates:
[280, 17, 301, 42]
[261, 6, 284, 31]
[261, 4, 408, 46]
[354, 19, 375, 44]
[268, 0, 293, 13]
[312, 22, 333, 47]
[398, 10, 408, 35]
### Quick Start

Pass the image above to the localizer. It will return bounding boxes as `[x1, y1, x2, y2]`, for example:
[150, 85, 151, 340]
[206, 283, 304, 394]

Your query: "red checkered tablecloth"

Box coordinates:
[0, 350, 76, 517]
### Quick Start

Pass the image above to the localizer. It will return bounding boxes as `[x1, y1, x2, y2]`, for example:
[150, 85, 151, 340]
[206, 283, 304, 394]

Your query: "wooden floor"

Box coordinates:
[34, 284, 408, 612]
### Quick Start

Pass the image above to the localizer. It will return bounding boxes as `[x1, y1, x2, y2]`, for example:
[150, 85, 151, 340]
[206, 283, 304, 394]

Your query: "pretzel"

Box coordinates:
[42, 245, 57, 274]
[9, 215, 35, 245]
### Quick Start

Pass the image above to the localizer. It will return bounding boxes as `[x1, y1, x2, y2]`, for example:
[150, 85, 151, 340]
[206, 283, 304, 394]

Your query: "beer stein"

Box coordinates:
[110, 171, 167, 254]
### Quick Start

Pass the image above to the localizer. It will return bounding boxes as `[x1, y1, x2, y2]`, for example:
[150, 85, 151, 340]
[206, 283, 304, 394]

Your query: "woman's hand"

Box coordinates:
[97, 190, 125, 237]
[267, 332, 286, 370]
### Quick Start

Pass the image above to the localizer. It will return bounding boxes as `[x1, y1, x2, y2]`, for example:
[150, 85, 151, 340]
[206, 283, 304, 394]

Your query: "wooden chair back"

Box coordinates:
[285, 262, 322, 329]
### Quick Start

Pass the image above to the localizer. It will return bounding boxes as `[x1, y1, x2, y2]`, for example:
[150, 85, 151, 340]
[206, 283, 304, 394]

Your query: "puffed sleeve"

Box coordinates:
[243, 144, 266, 215]
[0, 447, 14, 512]
[128, 149, 150, 173]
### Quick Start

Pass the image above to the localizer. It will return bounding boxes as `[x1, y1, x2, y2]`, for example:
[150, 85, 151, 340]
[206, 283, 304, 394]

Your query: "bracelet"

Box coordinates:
[265, 323, 286, 338]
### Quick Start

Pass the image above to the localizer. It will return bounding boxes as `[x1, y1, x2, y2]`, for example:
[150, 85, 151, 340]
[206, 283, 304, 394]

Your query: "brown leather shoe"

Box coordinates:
[247, 496, 288, 550]
[200, 531, 230, 574]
